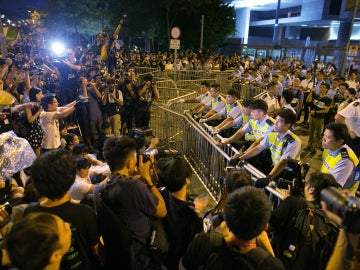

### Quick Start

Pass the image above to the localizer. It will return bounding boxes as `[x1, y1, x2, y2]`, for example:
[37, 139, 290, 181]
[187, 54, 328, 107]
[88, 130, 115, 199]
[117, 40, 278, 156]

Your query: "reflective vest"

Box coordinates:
[321, 146, 359, 189]
[211, 96, 225, 109]
[249, 117, 275, 140]
[225, 102, 239, 118]
[267, 132, 300, 165]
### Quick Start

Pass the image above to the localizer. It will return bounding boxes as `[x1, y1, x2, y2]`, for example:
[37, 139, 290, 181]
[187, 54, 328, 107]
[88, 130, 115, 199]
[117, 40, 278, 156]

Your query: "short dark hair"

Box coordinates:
[6, 213, 61, 270]
[325, 122, 350, 143]
[76, 157, 92, 171]
[347, 87, 356, 96]
[210, 84, 220, 92]
[225, 171, 252, 193]
[267, 82, 277, 90]
[201, 81, 210, 88]
[31, 149, 76, 200]
[321, 83, 330, 90]
[73, 144, 89, 156]
[277, 108, 297, 126]
[282, 90, 294, 105]
[242, 98, 254, 108]
[307, 172, 339, 204]
[103, 136, 138, 171]
[102, 121, 111, 130]
[224, 186, 271, 240]
[157, 156, 192, 192]
[226, 89, 239, 99]
[29, 87, 42, 103]
[250, 99, 268, 113]
[65, 133, 77, 145]
[339, 82, 349, 89]
[40, 93, 56, 111]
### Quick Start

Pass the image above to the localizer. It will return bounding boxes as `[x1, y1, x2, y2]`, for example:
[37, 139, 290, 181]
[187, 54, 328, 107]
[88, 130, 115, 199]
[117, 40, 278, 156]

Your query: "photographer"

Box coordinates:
[134, 74, 159, 129]
[321, 188, 360, 270]
[101, 78, 123, 136]
[54, 48, 81, 107]
[269, 172, 339, 269]
[97, 136, 166, 269]
[119, 76, 137, 134]
[157, 155, 206, 269]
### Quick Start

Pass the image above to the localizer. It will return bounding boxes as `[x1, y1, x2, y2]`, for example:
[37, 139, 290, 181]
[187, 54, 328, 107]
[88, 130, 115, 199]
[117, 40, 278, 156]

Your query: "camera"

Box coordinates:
[0, 202, 12, 216]
[0, 201, 12, 227]
[142, 148, 179, 163]
[321, 187, 360, 233]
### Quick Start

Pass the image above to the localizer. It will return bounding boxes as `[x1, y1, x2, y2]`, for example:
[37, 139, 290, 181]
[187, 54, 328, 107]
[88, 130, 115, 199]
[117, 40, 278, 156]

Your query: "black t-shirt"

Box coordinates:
[311, 94, 331, 119]
[182, 232, 284, 270]
[24, 202, 99, 270]
[161, 190, 203, 269]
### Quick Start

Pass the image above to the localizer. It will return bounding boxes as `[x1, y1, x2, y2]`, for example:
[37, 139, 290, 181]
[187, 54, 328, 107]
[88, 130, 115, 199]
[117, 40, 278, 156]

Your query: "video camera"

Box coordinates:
[321, 186, 360, 233]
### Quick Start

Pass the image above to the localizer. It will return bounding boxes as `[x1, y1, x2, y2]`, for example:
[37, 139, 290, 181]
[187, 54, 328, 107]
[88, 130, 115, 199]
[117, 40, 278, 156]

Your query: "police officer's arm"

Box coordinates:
[268, 159, 288, 179]
[237, 143, 265, 160]
[215, 117, 234, 131]
[138, 155, 167, 218]
[220, 128, 245, 145]
[201, 109, 216, 119]
[244, 137, 264, 153]
[200, 111, 222, 122]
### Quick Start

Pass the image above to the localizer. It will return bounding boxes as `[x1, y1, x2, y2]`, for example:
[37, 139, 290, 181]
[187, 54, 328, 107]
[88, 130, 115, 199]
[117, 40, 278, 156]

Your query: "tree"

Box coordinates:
[40, 0, 235, 50]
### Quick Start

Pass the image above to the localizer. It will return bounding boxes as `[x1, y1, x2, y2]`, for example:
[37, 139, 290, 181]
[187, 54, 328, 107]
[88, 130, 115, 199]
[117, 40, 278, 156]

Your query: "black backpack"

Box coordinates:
[279, 207, 339, 270]
[201, 232, 272, 270]
[93, 181, 168, 270]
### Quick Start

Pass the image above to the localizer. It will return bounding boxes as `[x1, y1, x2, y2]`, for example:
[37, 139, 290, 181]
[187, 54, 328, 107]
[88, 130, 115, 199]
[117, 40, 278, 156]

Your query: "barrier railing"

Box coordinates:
[149, 105, 283, 202]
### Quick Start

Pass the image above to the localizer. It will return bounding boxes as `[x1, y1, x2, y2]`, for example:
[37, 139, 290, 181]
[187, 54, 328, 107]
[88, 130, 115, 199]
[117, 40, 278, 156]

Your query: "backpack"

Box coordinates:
[93, 182, 168, 270]
[201, 232, 271, 270]
[278, 207, 339, 270]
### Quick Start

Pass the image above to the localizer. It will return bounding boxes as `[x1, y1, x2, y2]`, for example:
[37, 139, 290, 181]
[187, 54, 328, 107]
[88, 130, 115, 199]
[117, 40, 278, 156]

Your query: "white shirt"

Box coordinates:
[40, 111, 60, 149]
[70, 174, 93, 202]
[338, 99, 360, 137]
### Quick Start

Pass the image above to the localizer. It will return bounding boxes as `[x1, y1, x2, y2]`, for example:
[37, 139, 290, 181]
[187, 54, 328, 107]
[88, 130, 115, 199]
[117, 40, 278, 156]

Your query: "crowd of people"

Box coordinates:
[0, 20, 359, 270]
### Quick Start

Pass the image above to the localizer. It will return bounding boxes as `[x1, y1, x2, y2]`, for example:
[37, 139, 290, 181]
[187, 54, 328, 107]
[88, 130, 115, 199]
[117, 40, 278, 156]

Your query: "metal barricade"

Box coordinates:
[148, 105, 283, 202]
[134, 67, 159, 75]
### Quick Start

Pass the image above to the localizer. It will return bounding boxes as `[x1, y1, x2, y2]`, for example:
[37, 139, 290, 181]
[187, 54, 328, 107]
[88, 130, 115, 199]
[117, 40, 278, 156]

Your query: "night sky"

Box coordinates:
[0, 0, 47, 19]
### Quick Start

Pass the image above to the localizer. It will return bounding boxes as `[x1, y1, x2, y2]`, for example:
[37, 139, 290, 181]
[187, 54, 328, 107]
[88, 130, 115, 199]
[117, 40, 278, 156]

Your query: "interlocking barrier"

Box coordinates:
[149, 103, 283, 203]
[143, 70, 282, 203]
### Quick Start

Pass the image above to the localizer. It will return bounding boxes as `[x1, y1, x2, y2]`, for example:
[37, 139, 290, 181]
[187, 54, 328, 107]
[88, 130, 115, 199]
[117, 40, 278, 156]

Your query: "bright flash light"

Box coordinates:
[51, 42, 65, 55]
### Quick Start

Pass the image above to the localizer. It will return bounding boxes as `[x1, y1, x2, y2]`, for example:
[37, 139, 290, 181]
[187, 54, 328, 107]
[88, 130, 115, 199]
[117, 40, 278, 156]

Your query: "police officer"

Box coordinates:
[235, 109, 301, 182]
[335, 98, 360, 157]
[220, 99, 275, 174]
[321, 122, 359, 193]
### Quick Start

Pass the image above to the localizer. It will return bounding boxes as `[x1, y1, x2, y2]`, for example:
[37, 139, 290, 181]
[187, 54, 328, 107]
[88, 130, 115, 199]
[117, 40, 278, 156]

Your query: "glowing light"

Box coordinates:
[51, 42, 66, 55]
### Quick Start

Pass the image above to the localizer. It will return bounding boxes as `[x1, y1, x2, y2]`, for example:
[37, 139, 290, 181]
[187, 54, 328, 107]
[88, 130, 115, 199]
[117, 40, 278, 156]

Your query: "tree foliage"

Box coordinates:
[41, 0, 235, 51]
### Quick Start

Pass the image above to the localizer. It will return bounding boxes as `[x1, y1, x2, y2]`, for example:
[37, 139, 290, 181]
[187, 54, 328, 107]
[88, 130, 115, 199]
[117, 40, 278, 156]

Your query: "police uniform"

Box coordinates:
[242, 115, 276, 141]
[260, 130, 301, 166]
[321, 145, 359, 191]
[209, 96, 226, 113]
[241, 116, 276, 174]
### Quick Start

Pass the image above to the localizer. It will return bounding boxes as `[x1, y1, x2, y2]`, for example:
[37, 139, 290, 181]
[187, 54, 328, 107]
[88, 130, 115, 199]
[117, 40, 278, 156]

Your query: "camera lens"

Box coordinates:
[321, 187, 348, 218]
